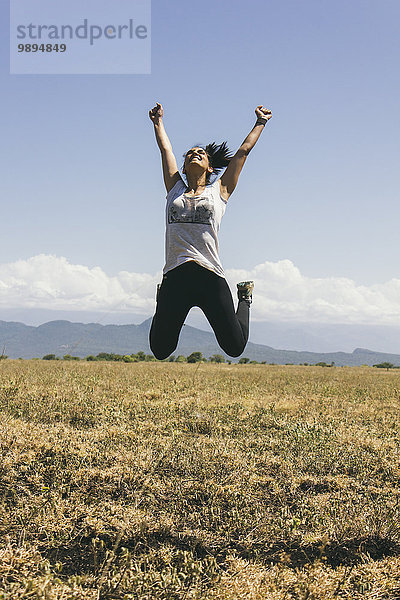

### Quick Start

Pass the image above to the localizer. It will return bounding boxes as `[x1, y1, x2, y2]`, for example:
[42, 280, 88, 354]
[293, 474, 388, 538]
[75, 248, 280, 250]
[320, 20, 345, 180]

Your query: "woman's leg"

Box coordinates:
[196, 269, 250, 357]
[149, 264, 193, 360]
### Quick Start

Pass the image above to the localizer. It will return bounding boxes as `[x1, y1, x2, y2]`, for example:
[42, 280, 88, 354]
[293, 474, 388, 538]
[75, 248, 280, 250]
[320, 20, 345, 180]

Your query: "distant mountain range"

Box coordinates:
[1, 319, 400, 366]
[3, 309, 400, 354]
[247, 321, 400, 354]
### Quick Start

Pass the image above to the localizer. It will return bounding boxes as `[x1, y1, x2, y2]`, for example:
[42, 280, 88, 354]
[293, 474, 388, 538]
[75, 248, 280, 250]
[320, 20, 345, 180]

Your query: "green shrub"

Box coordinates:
[187, 352, 204, 363]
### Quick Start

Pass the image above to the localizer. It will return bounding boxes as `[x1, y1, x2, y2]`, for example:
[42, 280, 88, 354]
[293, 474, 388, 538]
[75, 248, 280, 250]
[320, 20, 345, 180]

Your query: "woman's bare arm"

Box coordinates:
[220, 105, 272, 201]
[149, 103, 181, 193]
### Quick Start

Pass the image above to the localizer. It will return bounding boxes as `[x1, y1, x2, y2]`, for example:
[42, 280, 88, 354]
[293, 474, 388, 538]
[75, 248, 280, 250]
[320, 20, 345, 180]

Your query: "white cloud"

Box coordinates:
[0, 254, 400, 324]
[0, 255, 159, 314]
[226, 260, 400, 324]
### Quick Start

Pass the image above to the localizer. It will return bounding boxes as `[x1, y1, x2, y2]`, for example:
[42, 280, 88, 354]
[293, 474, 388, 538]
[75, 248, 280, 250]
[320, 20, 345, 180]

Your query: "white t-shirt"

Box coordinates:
[164, 177, 227, 278]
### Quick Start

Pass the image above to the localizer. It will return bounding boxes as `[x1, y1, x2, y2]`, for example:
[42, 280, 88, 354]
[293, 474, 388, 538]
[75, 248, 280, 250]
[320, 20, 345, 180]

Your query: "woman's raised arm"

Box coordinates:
[219, 105, 272, 201]
[149, 102, 181, 193]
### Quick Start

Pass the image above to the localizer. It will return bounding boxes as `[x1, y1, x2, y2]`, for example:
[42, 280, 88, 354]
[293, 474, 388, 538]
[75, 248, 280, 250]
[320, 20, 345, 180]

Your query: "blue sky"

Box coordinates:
[1, 0, 400, 328]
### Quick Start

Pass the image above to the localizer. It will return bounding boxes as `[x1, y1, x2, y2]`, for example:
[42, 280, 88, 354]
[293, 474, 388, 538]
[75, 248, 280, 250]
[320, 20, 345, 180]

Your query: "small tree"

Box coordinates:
[123, 355, 135, 363]
[175, 355, 186, 363]
[187, 352, 204, 363]
[238, 357, 250, 364]
[373, 362, 395, 371]
[43, 354, 57, 360]
[96, 352, 112, 361]
[209, 354, 225, 363]
[145, 354, 157, 362]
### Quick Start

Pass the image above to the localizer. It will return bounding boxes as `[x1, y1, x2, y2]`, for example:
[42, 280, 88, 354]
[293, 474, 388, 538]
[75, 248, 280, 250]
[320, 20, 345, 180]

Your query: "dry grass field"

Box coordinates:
[1, 360, 400, 599]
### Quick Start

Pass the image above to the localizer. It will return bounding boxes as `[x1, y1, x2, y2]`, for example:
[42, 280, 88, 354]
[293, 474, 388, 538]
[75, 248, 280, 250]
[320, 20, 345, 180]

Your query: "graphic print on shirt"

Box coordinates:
[168, 195, 214, 225]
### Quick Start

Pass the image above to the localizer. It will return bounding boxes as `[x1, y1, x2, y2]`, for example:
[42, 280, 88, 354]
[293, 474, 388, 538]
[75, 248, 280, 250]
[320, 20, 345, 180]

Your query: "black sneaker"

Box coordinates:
[237, 281, 254, 304]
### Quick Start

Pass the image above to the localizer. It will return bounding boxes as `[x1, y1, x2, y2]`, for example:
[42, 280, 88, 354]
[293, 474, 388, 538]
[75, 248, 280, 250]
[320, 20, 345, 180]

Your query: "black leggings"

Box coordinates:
[150, 261, 250, 359]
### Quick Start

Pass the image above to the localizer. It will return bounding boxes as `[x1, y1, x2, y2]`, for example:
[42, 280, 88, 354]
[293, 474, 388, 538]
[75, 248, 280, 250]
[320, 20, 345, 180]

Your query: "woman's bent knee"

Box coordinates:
[150, 329, 178, 360]
[151, 348, 171, 360]
[220, 339, 247, 358]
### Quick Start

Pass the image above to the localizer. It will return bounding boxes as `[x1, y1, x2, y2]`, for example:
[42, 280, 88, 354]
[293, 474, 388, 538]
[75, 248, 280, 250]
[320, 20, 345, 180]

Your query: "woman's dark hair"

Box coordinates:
[183, 141, 233, 183]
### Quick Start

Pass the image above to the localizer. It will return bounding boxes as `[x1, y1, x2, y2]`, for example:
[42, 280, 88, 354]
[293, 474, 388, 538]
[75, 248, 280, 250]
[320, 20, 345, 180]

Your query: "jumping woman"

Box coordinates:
[149, 102, 272, 360]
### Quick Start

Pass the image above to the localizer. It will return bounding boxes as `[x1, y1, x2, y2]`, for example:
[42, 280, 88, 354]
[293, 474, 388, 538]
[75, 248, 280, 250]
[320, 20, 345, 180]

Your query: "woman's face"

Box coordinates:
[184, 147, 212, 175]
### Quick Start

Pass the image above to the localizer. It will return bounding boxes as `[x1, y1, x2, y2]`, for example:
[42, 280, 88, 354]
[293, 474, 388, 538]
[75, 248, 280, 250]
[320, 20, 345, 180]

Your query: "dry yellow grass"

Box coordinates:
[1, 360, 400, 599]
